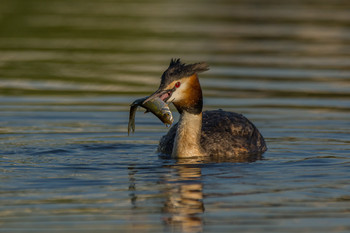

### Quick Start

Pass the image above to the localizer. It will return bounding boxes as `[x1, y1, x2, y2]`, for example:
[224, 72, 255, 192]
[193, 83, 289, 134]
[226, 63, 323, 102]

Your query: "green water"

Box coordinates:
[1, 0, 350, 232]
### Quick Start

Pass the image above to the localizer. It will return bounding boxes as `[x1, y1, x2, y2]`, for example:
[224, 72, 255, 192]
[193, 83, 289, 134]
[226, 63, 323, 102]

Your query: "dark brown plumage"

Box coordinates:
[158, 110, 267, 159]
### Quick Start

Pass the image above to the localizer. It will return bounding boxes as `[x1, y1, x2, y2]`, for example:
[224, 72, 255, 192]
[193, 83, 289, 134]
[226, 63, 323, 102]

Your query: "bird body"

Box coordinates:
[158, 110, 267, 158]
[143, 59, 267, 159]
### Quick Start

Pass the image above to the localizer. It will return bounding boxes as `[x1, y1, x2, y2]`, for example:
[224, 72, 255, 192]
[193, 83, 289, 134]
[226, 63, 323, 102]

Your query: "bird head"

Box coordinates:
[143, 59, 209, 114]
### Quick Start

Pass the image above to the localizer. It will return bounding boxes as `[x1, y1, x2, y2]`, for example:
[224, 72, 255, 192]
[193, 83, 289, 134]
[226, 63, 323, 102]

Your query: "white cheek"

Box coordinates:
[169, 82, 188, 102]
[169, 91, 181, 102]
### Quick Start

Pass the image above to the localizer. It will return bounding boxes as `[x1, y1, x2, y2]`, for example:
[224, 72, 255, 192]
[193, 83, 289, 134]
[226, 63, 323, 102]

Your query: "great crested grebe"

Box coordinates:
[143, 59, 267, 158]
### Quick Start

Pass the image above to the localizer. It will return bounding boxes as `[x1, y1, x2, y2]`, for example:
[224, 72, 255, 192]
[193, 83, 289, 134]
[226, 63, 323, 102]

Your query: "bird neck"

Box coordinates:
[172, 111, 204, 158]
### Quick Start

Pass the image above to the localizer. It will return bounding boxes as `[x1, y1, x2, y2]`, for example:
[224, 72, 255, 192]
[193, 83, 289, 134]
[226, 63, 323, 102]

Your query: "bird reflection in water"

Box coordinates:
[127, 155, 262, 232]
[162, 159, 204, 233]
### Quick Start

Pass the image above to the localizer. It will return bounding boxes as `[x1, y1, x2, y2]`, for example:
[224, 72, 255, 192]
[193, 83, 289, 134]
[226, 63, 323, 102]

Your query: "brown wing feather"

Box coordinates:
[158, 110, 267, 158]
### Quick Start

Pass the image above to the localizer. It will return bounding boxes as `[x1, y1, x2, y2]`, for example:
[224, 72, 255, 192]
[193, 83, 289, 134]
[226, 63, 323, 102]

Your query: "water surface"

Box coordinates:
[1, 0, 350, 232]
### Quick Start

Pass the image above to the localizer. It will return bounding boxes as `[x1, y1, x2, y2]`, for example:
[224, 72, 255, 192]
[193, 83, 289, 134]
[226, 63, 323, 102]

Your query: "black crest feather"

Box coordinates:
[160, 58, 209, 85]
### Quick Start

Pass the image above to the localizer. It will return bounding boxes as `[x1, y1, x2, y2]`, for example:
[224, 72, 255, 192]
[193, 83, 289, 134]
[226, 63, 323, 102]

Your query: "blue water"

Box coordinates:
[1, 0, 350, 232]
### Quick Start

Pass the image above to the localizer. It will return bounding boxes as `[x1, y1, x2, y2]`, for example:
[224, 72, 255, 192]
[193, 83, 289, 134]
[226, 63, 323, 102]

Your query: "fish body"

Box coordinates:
[128, 96, 173, 135]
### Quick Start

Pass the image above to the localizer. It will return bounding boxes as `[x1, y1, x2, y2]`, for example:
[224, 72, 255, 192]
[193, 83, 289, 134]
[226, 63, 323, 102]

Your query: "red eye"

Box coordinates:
[175, 82, 181, 88]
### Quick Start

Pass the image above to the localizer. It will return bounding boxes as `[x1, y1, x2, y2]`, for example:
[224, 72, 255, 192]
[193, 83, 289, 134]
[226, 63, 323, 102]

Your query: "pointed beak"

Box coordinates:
[143, 87, 175, 105]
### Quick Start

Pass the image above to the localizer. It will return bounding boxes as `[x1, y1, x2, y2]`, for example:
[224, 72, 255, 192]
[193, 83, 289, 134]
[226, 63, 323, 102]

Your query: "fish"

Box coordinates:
[128, 96, 174, 135]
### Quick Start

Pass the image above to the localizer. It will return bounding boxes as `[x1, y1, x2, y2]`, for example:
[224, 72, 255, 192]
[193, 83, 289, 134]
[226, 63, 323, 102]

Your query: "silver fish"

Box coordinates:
[128, 96, 173, 135]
